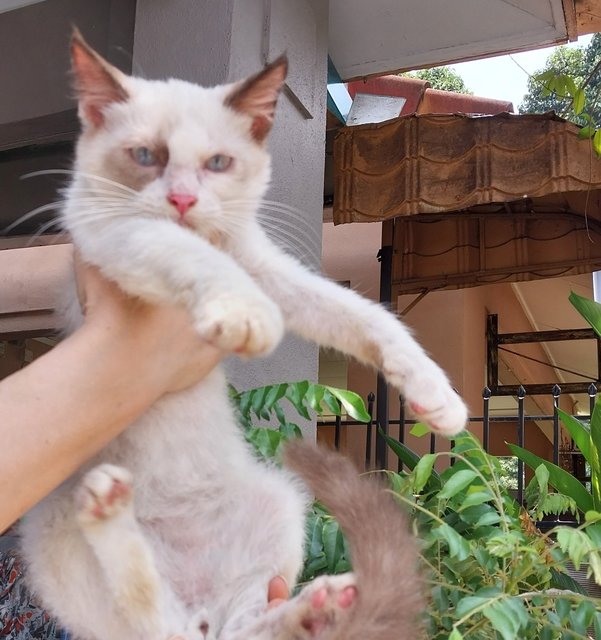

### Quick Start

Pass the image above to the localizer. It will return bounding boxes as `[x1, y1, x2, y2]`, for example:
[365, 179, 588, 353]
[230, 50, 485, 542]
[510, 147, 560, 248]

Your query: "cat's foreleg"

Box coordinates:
[76, 464, 184, 639]
[234, 228, 467, 434]
[68, 218, 284, 356]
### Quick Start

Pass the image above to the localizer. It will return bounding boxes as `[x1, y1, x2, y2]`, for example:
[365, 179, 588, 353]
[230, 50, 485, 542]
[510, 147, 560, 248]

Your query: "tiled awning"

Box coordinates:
[333, 112, 601, 294]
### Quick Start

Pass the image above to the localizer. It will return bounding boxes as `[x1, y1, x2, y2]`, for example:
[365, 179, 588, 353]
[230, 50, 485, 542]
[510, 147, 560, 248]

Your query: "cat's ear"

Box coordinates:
[225, 55, 288, 142]
[70, 28, 129, 128]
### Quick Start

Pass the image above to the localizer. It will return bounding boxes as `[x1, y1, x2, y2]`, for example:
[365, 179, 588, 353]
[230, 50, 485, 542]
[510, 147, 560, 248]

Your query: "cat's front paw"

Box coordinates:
[385, 358, 467, 435]
[196, 292, 284, 356]
[75, 464, 134, 524]
[295, 573, 357, 638]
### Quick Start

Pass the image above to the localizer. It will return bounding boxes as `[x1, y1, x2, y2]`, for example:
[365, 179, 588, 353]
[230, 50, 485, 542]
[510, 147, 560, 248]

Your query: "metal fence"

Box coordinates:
[318, 384, 599, 506]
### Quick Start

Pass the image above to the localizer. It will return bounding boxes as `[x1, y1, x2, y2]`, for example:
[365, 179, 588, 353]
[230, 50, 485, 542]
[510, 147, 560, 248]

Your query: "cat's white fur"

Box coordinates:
[20, 32, 467, 640]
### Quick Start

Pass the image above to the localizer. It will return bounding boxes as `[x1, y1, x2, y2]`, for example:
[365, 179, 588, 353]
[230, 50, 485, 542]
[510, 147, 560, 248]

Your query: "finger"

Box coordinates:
[267, 575, 289, 605]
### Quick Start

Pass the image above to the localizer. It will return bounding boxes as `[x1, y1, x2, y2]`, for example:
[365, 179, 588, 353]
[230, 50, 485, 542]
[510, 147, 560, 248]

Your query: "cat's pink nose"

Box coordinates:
[167, 193, 197, 216]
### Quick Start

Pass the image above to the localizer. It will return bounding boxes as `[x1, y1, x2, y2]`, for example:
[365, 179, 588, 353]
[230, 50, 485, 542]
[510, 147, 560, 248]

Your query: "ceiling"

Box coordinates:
[328, 0, 600, 80]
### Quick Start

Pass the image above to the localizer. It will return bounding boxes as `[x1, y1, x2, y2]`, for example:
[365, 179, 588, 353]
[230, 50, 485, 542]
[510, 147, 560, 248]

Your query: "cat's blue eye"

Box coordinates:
[206, 154, 233, 172]
[131, 146, 157, 167]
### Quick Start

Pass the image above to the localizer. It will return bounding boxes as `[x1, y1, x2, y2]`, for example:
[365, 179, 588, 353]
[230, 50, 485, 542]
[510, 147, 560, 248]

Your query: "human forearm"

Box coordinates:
[1, 267, 222, 532]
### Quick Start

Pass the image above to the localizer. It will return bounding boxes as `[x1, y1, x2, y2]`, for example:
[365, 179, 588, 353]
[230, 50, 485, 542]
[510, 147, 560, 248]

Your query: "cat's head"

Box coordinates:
[68, 29, 287, 242]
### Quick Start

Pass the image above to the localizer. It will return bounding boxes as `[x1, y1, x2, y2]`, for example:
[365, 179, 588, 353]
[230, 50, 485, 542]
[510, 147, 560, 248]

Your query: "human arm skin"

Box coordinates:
[0, 265, 223, 532]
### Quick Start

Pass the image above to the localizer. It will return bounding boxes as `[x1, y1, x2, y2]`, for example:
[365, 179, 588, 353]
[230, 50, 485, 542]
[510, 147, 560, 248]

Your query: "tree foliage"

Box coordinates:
[519, 34, 601, 127]
[404, 66, 472, 94]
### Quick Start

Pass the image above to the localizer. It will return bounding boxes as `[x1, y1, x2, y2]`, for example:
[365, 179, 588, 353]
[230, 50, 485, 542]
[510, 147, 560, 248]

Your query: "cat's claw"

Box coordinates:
[75, 464, 134, 524]
[196, 293, 284, 356]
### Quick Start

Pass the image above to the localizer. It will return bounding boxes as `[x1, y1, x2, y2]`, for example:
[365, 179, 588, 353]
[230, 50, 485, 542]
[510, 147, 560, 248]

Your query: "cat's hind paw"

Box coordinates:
[75, 463, 134, 524]
[296, 574, 357, 638]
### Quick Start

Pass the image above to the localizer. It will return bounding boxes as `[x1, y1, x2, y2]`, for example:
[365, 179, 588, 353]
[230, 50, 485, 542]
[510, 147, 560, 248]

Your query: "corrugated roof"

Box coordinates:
[346, 75, 514, 118]
[333, 111, 601, 293]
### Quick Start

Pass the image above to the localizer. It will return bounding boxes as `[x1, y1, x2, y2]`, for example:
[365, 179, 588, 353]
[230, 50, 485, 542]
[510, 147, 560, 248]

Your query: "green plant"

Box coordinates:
[509, 292, 601, 514]
[520, 34, 601, 154]
[387, 430, 601, 639]
[233, 381, 601, 638]
[230, 380, 370, 458]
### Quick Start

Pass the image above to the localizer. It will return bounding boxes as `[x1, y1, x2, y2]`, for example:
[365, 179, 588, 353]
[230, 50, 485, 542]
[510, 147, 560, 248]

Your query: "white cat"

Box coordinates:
[20, 30, 467, 640]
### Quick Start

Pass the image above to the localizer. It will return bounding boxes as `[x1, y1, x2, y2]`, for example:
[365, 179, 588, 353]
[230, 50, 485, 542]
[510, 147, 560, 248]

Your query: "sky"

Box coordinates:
[449, 34, 593, 111]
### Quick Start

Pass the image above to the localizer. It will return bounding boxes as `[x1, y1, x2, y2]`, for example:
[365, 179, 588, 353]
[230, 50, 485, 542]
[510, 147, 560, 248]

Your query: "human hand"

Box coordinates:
[74, 258, 223, 394]
[267, 575, 290, 610]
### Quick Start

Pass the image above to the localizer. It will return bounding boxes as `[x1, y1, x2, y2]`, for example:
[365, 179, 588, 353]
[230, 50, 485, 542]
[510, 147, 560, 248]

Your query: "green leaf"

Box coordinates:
[579, 124, 595, 139]
[263, 383, 288, 411]
[322, 518, 345, 573]
[569, 291, 601, 336]
[325, 386, 371, 422]
[565, 75, 577, 98]
[285, 381, 311, 420]
[438, 470, 478, 500]
[555, 596, 571, 622]
[448, 629, 464, 640]
[483, 598, 529, 640]
[413, 453, 437, 494]
[410, 422, 431, 437]
[590, 398, 601, 510]
[432, 522, 470, 560]
[549, 567, 587, 595]
[321, 389, 342, 416]
[558, 408, 591, 463]
[556, 527, 593, 569]
[304, 384, 325, 413]
[486, 532, 521, 557]
[594, 129, 601, 157]
[594, 611, 601, 639]
[456, 489, 495, 510]
[474, 511, 501, 527]
[573, 87, 585, 114]
[455, 595, 488, 617]
[508, 443, 593, 512]
[588, 549, 601, 584]
[379, 430, 442, 489]
[250, 386, 268, 417]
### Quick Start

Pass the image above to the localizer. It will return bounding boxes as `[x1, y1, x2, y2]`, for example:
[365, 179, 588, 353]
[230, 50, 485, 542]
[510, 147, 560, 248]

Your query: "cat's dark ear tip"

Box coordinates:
[70, 25, 85, 47]
[268, 53, 288, 78]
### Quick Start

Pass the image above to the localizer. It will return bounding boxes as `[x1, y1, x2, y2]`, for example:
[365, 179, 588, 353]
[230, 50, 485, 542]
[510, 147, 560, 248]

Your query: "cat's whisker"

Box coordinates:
[2, 201, 66, 234]
[68, 188, 135, 202]
[255, 206, 318, 235]
[255, 213, 321, 245]
[251, 216, 321, 255]
[25, 219, 66, 247]
[23, 169, 138, 197]
[63, 210, 134, 231]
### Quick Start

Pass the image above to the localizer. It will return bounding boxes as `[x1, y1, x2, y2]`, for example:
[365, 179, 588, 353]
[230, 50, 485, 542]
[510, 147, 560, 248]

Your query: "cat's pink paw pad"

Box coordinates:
[75, 464, 133, 523]
[299, 574, 357, 637]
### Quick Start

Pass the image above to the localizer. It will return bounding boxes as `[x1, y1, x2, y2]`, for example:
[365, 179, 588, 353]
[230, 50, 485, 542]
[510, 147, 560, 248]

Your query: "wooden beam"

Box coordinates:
[576, 0, 601, 35]
[562, 0, 579, 41]
[497, 328, 597, 345]
[0, 109, 78, 153]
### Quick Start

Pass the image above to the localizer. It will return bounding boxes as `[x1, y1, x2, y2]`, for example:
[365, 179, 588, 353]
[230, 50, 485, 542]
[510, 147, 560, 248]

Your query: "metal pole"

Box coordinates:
[398, 395, 405, 472]
[552, 384, 560, 466]
[517, 386, 526, 505]
[483, 387, 491, 452]
[376, 221, 393, 470]
[366, 392, 375, 469]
